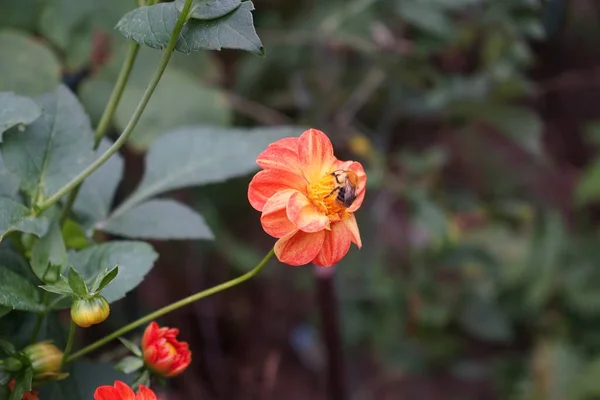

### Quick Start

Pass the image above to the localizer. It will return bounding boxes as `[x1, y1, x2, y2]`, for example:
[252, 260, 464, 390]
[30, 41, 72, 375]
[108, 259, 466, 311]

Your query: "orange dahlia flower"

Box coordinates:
[94, 381, 157, 400]
[248, 128, 366, 266]
[141, 322, 191, 377]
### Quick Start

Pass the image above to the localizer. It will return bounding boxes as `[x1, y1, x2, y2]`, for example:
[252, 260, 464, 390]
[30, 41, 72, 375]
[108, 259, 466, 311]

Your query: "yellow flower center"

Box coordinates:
[307, 171, 349, 223]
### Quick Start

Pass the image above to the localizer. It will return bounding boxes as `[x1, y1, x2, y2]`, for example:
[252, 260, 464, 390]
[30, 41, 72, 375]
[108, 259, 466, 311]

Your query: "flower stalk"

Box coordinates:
[66, 248, 275, 363]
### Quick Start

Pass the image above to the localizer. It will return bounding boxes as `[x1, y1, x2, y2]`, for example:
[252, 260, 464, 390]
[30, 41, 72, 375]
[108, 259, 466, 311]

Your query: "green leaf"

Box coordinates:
[67, 266, 88, 298]
[102, 199, 213, 241]
[175, 0, 242, 20]
[30, 221, 67, 283]
[576, 157, 600, 206]
[115, 68, 231, 150]
[39, 281, 74, 297]
[90, 265, 119, 294]
[0, 0, 44, 32]
[61, 219, 89, 250]
[116, 1, 264, 55]
[458, 298, 513, 342]
[114, 356, 144, 374]
[9, 367, 33, 400]
[0, 85, 95, 200]
[452, 103, 543, 156]
[0, 337, 16, 355]
[113, 126, 299, 213]
[0, 31, 61, 96]
[66, 242, 158, 305]
[396, 1, 456, 37]
[40, 362, 132, 400]
[0, 197, 49, 242]
[0, 266, 43, 311]
[73, 139, 124, 226]
[0, 92, 41, 137]
[0, 153, 19, 197]
[0, 307, 10, 319]
[118, 337, 142, 357]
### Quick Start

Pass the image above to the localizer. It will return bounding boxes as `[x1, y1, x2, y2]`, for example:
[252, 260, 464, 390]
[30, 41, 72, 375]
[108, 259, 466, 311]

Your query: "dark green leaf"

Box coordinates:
[114, 356, 144, 374]
[175, 0, 242, 20]
[0, 306, 10, 319]
[116, 1, 264, 55]
[9, 368, 33, 400]
[118, 337, 142, 357]
[112, 126, 299, 213]
[67, 266, 88, 298]
[0, 31, 61, 96]
[65, 242, 158, 305]
[30, 221, 67, 283]
[0, 85, 95, 200]
[90, 265, 119, 294]
[102, 199, 213, 241]
[0, 92, 41, 137]
[0, 337, 16, 355]
[73, 139, 124, 226]
[0, 198, 48, 242]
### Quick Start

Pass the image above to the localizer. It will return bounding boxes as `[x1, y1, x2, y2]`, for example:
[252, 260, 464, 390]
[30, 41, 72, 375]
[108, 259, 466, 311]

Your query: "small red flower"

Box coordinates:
[94, 381, 157, 400]
[248, 128, 366, 266]
[141, 322, 191, 377]
[8, 379, 39, 400]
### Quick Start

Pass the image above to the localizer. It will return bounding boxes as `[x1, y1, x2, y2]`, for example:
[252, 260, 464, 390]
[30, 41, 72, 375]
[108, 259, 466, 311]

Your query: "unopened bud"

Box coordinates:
[70, 296, 110, 328]
[22, 342, 63, 380]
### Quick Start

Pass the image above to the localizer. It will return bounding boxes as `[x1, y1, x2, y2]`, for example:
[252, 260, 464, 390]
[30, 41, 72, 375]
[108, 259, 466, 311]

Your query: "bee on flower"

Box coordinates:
[248, 128, 366, 266]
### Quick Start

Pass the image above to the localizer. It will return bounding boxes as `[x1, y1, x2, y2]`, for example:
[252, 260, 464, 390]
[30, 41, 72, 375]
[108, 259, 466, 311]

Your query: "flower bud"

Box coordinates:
[22, 342, 63, 380]
[142, 322, 191, 377]
[8, 379, 39, 400]
[3, 356, 24, 372]
[70, 296, 110, 328]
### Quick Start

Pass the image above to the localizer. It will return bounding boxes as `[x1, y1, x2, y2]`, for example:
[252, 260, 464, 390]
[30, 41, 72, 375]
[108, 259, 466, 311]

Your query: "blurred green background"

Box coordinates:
[5, 0, 600, 398]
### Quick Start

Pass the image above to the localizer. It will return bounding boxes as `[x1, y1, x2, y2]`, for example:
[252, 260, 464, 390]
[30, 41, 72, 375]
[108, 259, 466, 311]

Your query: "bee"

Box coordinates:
[325, 169, 359, 208]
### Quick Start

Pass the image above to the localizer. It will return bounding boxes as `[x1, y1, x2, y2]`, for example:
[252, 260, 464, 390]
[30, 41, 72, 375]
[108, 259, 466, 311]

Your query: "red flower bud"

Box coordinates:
[141, 322, 191, 377]
[21, 342, 63, 380]
[8, 379, 39, 400]
[71, 296, 110, 328]
[94, 380, 158, 400]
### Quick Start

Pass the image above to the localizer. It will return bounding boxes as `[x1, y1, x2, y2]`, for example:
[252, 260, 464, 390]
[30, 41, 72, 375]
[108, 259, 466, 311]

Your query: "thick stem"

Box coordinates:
[61, 321, 77, 368]
[37, 0, 193, 215]
[66, 248, 275, 363]
[59, 43, 141, 225]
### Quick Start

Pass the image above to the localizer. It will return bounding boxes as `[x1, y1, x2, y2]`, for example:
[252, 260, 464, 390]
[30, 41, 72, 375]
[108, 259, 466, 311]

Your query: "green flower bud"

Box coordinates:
[3, 356, 24, 372]
[22, 342, 63, 380]
[70, 296, 110, 328]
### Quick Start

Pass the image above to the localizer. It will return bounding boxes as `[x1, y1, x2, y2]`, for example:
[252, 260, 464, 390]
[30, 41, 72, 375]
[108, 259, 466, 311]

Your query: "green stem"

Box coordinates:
[29, 292, 50, 343]
[36, 0, 193, 215]
[66, 248, 274, 363]
[61, 321, 76, 368]
[59, 43, 141, 225]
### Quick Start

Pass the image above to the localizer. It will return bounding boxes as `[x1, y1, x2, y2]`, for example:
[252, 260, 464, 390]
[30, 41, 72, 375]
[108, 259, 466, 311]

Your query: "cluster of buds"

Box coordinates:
[3, 341, 66, 399]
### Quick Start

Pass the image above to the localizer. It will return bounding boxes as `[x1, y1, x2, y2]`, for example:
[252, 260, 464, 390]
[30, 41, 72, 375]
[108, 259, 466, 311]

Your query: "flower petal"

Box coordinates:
[256, 137, 302, 174]
[342, 214, 362, 248]
[248, 169, 306, 211]
[261, 189, 298, 238]
[274, 230, 325, 266]
[136, 386, 158, 400]
[287, 191, 330, 233]
[313, 221, 352, 267]
[298, 129, 336, 182]
[347, 162, 367, 212]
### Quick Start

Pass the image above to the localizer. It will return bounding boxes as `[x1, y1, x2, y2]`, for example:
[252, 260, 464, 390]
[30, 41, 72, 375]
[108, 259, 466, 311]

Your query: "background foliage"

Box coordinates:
[3, 0, 600, 399]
